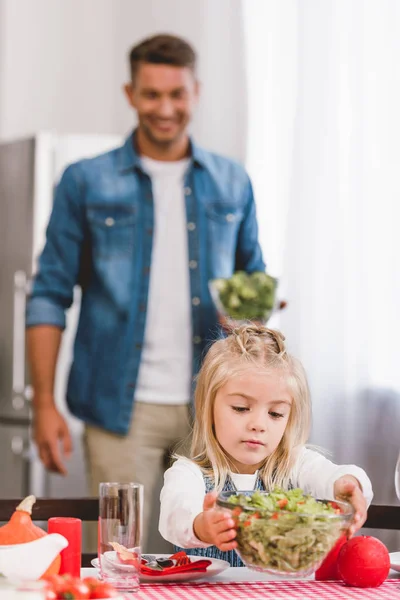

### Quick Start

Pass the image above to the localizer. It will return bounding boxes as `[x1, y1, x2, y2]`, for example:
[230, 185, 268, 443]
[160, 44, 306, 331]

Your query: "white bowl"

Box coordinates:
[0, 534, 68, 581]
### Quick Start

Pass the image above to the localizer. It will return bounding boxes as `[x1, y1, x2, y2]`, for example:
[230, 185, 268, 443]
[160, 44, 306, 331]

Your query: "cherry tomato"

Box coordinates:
[243, 519, 252, 527]
[88, 582, 119, 598]
[41, 576, 66, 598]
[231, 507, 242, 517]
[57, 577, 90, 599]
[83, 576, 102, 590]
[42, 574, 67, 588]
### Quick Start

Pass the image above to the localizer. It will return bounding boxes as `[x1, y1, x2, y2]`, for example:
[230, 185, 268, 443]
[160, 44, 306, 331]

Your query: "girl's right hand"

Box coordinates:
[193, 491, 237, 551]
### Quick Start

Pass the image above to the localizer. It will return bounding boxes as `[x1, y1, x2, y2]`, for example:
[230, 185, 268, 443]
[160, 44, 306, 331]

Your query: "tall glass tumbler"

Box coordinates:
[395, 452, 400, 500]
[98, 482, 143, 592]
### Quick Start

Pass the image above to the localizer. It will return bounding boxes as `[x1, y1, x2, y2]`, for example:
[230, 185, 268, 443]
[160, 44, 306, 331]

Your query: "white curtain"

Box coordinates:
[243, 0, 400, 544]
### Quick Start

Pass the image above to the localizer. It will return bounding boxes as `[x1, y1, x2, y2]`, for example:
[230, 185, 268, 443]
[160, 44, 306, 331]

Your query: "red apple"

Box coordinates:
[315, 535, 347, 580]
[337, 535, 390, 588]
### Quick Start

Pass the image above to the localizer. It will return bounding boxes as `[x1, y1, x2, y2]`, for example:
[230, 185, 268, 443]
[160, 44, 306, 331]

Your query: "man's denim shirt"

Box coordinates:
[26, 133, 265, 434]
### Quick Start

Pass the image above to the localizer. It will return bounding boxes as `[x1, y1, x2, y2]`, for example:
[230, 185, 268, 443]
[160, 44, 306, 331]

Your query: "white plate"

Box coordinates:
[90, 553, 230, 583]
[389, 552, 400, 572]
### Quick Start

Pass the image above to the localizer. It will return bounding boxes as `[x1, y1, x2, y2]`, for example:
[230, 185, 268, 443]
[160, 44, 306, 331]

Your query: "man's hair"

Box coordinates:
[129, 34, 197, 81]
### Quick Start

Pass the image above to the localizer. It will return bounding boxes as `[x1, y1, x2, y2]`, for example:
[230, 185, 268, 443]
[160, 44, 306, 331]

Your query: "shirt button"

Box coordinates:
[184, 187, 192, 196]
[193, 336, 202, 344]
[146, 228, 153, 235]
[192, 297, 201, 306]
[143, 267, 150, 275]
[187, 222, 196, 231]
[105, 217, 115, 227]
[135, 343, 142, 349]
[189, 260, 198, 269]
[226, 213, 235, 222]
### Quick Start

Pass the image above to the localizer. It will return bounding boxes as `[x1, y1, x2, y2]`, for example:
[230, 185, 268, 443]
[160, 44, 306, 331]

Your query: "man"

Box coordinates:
[26, 34, 266, 549]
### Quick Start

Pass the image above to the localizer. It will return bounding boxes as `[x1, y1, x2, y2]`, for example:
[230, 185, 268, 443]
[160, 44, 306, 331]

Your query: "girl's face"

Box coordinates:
[213, 367, 292, 474]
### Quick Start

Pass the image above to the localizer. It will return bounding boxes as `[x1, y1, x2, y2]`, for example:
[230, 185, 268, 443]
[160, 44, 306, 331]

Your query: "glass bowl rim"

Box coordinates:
[216, 490, 354, 520]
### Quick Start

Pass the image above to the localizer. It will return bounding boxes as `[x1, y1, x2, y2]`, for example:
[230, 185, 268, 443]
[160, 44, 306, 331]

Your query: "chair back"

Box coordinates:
[364, 504, 400, 531]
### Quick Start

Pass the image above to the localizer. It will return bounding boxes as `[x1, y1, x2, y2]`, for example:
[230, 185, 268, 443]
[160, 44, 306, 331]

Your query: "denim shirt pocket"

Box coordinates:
[205, 204, 243, 225]
[87, 205, 138, 258]
[205, 203, 244, 277]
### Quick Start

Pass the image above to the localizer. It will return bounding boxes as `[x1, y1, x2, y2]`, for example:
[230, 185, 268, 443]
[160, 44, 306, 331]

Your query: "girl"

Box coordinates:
[159, 325, 373, 566]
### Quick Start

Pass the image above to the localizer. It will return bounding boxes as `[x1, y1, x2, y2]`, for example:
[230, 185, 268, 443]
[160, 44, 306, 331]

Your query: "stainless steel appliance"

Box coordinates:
[0, 132, 122, 499]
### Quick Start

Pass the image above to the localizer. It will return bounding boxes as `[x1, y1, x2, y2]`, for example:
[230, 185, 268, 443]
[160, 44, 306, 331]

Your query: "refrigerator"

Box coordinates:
[0, 132, 123, 499]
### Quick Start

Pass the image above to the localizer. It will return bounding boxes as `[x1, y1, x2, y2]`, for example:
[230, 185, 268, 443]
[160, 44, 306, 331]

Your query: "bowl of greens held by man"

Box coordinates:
[209, 271, 281, 329]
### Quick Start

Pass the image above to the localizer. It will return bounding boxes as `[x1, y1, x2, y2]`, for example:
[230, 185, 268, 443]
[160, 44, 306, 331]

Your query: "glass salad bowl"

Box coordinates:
[216, 488, 353, 578]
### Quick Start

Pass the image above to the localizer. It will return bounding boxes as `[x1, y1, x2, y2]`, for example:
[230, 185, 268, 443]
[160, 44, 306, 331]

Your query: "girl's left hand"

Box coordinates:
[334, 475, 367, 537]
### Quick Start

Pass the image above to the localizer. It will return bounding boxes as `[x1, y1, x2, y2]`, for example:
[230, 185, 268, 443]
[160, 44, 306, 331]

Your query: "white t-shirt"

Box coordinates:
[135, 156, 192, 405]
[159, 448, 374, 549]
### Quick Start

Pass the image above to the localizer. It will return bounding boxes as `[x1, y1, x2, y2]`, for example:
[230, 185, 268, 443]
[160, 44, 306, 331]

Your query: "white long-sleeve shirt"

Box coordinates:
[159, 448, 373, 549]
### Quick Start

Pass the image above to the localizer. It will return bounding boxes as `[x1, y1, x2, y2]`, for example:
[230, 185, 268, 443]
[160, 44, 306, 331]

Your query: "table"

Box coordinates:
[81, 567, 400, 600]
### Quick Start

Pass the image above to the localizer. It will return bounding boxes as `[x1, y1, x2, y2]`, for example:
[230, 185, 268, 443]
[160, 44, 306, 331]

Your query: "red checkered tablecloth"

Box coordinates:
[131, 579, 400, 600]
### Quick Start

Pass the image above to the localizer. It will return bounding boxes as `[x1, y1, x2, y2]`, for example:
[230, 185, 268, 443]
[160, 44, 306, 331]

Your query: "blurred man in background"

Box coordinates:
[26, 34, 265, 549]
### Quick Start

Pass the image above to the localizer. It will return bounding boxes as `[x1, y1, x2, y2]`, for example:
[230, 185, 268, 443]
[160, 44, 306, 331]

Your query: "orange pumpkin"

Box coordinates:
[0, 495, 61, 578]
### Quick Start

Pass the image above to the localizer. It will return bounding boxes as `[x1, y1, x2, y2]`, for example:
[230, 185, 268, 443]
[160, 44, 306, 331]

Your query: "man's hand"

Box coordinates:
[32, 403, 72, 475]
[334, 475, 367, 537]
[193, 492, 237, 552]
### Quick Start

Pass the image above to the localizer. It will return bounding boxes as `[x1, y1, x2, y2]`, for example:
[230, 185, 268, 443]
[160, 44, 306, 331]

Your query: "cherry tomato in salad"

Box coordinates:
[231, 507, 242, 517]
[277, 498, 288, 508]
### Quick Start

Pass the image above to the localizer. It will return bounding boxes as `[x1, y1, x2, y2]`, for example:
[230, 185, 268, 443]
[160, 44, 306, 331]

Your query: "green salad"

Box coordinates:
[226, 488, 347, 574]
[211, 271, 277, 321]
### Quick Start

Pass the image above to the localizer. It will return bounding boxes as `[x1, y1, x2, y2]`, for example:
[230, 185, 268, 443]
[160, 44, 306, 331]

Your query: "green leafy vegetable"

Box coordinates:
[225, 488, 349, 574]
[211, 271, 277, 321]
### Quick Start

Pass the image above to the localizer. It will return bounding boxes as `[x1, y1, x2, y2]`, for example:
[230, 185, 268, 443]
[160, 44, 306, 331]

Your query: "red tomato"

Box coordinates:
[315, 535, 347, 580]
[42, 576, 67, 598]
[89, 582, 119, 598]
[83, 577, 102, 590]
[337, 535, 390, 588]
[42, 574, 67, 588]
[57, 577, 90, 599]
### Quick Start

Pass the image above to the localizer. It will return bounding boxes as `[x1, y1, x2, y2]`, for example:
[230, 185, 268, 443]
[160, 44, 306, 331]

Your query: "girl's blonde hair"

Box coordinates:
[190, 324, 311, 492]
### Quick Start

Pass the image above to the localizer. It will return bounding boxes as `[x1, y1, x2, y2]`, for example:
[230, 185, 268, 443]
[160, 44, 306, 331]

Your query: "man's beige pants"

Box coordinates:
[84, 402, 191, 552]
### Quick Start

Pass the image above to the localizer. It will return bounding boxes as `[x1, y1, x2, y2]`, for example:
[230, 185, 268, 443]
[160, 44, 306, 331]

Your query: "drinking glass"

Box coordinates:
[98, 482, 143, 592]
[395, 453, 400, 500]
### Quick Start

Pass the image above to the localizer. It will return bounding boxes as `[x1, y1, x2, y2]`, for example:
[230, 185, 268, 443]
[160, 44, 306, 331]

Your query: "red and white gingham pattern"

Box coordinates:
[132, 579, 400, 600]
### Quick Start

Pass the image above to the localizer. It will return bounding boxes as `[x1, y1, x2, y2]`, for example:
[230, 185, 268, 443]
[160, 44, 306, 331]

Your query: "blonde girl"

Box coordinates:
[159, 325, 372, 566]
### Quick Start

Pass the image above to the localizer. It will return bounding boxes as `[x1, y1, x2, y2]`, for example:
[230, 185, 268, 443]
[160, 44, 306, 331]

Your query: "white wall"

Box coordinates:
[0, 0, 247, 161]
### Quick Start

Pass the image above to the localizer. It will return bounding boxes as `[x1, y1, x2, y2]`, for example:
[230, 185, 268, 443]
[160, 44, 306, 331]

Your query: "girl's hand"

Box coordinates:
[334, 475, 367, 537]
[193, 491, 237, 552]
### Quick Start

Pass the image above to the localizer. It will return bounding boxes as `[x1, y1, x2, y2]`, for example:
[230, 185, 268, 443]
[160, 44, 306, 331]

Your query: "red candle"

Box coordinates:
[48, 517, 82, 578]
